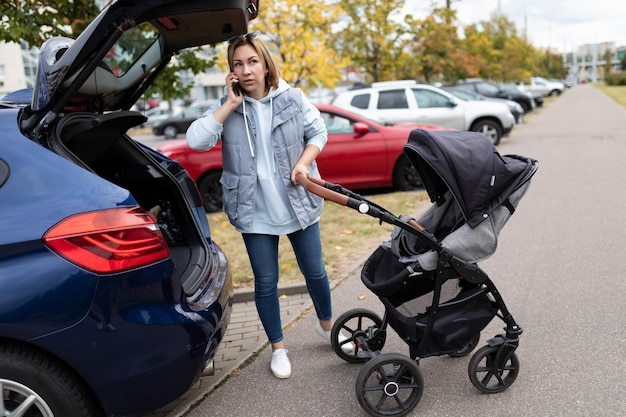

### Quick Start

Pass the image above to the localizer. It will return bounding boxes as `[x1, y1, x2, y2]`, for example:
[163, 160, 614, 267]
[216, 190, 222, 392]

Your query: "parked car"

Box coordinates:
[331, 81, 514, 146]
[0, 1, 258, 416]
[156, 104, 450, 213]
[142, 105, 171, 127]
[520, 77, 565, 97]
[152, 101, 215, 139]
[500, 82, 544, 108]
[442, 86, 524, 124]
[453, 79, 536, 113]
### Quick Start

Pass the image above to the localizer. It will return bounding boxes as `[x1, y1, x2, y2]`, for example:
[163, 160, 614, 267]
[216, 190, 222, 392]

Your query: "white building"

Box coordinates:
[0, 41, 38, 97]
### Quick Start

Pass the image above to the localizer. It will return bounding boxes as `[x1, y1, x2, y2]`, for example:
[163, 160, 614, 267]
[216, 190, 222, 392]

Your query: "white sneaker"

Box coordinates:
[270, 349, 291, 379]
[315, 322, 355, 354]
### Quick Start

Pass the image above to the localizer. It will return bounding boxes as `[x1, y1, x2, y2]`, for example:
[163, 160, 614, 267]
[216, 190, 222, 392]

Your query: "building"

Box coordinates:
[0, 41, 38, 97]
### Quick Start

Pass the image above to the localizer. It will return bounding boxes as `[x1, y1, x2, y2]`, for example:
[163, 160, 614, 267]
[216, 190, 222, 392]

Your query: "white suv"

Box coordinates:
[331, 81, 515, 146]
[523, 77, 564, 97]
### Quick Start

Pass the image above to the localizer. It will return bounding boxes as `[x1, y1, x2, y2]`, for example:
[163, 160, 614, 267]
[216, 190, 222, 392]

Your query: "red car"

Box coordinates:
[156, 104, 449, 212]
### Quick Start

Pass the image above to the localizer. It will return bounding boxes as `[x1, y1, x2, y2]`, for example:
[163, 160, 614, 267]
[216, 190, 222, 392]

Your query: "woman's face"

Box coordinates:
[232, 43, 268, 100]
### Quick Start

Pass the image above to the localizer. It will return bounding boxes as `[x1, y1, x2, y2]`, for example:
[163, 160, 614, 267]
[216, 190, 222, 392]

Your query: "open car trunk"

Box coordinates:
[48, 110, 210, 297]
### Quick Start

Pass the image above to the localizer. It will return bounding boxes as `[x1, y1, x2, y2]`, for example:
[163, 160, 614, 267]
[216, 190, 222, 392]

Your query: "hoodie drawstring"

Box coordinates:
[242, 98, 255, 158]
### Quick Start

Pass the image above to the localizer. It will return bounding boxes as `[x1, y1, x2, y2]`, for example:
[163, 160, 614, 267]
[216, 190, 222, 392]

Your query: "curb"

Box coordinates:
[232, 281, 308, 303]
[231, 249, 373, 303]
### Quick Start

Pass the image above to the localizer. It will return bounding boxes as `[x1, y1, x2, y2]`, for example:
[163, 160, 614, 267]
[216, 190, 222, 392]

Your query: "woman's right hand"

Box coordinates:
[211, 72, 243, 124]
[226, 72, 244, 105]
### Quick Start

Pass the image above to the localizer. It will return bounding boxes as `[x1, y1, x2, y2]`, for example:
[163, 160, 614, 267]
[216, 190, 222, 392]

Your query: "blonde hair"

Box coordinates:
[227, 34, 280, 92]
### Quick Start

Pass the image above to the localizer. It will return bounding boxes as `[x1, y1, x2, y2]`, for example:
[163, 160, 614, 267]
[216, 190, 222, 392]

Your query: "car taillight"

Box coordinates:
[44, 206, 170, 273]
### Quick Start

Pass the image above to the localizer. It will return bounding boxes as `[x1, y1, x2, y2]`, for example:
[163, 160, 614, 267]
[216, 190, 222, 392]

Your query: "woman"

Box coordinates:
[186, 33, 353, 379]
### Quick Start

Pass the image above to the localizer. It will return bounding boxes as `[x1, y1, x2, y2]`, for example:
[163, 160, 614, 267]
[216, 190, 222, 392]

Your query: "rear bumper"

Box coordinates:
[31, 260, 233, 417]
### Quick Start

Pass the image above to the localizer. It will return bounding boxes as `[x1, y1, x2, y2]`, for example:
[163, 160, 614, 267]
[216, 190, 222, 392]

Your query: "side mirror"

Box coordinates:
[353, 122, 370, 134]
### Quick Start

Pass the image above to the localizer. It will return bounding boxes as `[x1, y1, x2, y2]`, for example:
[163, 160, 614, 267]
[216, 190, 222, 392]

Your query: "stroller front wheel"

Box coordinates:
[355, 352, 424, 417]
[468, 345, 520, 393]
[331, 308, 385, 363]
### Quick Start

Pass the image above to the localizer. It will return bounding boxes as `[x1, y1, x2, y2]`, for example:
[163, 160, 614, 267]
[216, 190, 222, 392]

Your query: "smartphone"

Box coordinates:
[233, 82, 241, 96]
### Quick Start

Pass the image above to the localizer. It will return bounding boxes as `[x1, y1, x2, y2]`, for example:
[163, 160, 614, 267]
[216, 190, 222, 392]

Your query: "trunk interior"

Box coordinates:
[48, 110, 209, 296]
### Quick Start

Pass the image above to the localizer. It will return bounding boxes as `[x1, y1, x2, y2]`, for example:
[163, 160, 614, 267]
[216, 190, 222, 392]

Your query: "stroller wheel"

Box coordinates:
[355, 353, 424, 417]
[468, 345, 520, 393]
[448, 332, 481, 358]
[331, 308, 385, 363]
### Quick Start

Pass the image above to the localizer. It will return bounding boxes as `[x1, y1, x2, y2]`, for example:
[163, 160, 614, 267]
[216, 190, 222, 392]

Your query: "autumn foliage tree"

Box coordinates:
[404, 7, 469, 83]
[247, 0, 346, 93]
[1, 0, 575, 96]
[336, 0, 409, 83]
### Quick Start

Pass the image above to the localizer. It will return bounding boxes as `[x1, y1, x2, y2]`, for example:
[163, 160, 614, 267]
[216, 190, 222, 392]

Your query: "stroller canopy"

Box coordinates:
[404, 129, 538, 228]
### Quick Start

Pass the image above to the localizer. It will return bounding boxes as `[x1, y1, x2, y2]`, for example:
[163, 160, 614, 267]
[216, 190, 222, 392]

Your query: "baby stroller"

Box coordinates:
[296, 128, 538, 417]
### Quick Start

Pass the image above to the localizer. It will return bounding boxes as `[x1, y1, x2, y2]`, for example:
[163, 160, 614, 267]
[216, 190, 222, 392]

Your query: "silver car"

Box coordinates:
[331, 81, 515, 146]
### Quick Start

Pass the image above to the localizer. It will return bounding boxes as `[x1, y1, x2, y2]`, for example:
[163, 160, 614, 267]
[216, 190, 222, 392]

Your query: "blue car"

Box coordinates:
[0, 1, 258, 416]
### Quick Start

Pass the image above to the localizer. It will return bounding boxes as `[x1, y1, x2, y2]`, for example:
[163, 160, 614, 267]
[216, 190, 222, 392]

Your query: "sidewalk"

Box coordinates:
[149, 253, 370, 417]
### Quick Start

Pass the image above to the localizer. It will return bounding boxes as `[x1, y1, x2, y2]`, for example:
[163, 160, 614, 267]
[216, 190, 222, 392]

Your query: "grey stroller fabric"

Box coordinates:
[385, 181, 531, 271]
[385, 129, 538, 271]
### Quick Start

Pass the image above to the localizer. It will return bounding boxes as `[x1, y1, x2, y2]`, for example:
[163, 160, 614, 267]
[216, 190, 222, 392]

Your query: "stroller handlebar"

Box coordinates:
[295, 173, 424, 228]
[295, 173, 390, 216]
[295, 173, 350, 207]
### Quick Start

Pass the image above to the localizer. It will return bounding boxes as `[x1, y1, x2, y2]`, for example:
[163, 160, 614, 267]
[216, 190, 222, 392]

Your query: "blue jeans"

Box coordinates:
[242, 223, 332, 344]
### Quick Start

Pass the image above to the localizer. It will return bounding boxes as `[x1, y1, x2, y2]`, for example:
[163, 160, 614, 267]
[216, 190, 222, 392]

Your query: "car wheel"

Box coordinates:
[197, 171, 223, 213]
[0, 343, 103, 417]
[163, 125, 179, 139]
[471, 120, 502, 146]
[392, 155, 423, 190]
[518, 100, 532, 113]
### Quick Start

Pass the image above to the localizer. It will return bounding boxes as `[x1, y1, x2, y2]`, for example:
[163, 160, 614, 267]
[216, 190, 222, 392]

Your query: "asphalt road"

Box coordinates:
[180, 84, 626, 417]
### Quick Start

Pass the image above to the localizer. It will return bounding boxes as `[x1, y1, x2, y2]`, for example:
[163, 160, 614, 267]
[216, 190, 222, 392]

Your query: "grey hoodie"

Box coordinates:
[186, 79, 327, 234]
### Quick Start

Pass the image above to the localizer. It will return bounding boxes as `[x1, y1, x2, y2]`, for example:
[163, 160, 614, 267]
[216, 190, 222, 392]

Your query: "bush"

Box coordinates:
[604, 72, 626, 86]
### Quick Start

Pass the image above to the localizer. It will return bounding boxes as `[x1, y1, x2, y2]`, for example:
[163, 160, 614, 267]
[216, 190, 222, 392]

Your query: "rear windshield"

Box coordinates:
[101, 22, 159, 76]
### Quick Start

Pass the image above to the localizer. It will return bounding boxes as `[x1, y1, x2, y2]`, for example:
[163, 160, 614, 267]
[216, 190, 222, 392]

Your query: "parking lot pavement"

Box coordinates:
[149, 261, 365, 417]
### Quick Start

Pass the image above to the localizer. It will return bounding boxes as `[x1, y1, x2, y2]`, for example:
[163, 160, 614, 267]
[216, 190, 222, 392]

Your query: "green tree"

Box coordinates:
[336, 0, 408, 83]
[604, 48, 613, 78]
[533, 48, 566, 80]
[0, 0, 100, 47]
[461, 24, 500, 80]
[247, 0, 345, 92]
[477, 13, 537, 82]
[405, 7, 467, 83]
[0, 0, 217, 105]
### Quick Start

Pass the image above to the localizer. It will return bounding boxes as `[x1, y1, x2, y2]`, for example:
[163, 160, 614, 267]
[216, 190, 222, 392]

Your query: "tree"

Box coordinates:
[478, 13, 536, 82]
[461, 24, 500, 80]
[0, 0, 100, 47]
[247, 0, 346, 92]
[336, 0, 408, 83]
[0, 0, 217, 105]
[604, 49, 613, 78]
[405, 7, 468, 83]
[534, 48, 566, 80]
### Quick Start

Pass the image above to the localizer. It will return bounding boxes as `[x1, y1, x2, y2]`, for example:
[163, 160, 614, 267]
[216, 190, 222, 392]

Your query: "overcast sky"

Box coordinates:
[403, 0, 626, 52]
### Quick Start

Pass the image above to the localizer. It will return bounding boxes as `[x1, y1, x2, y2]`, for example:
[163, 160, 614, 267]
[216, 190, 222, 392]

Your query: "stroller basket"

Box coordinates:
[363, 245, 497, 357]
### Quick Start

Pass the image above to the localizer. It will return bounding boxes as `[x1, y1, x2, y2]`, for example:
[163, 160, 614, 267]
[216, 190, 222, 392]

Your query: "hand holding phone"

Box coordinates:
[233, 82, 241, 96]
